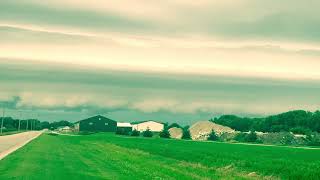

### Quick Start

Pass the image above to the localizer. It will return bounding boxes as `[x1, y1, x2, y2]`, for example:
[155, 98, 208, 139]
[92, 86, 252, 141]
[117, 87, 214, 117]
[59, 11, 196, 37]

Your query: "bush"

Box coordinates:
[182, 127, 191, 140]
[234, 131, 259, 143]
[234, 132, 247, 142]
[131, 129, 140, 136]
[307, 133, 320, 146]
[116, 128, 130, 135]
[48, 132, 59, 136]
[279, 133, 295, 145]
[245, 131, 258, 142]
[159, 128, 170, 138]
[142, 128, 153, 137]
[219, 132, 237, 142]
[207, 130, 219, 141]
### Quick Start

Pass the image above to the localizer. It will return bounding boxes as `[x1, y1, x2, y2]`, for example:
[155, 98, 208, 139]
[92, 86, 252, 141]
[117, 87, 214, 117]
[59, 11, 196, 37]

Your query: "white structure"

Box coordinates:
[74, 123, 79, 132]
[57, 126, 72, 133]
[132, 121, 164, 132]
[117, 122, 132, 128]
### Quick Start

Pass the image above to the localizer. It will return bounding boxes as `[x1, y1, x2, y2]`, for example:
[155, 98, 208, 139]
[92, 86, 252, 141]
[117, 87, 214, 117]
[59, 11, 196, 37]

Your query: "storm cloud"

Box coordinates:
[1, 61, 320, 122]
[1, 1, 320, 122]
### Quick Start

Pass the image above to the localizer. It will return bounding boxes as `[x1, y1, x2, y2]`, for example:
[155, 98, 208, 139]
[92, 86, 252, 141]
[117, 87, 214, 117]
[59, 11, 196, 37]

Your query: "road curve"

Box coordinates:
[0, 131, 43, 160]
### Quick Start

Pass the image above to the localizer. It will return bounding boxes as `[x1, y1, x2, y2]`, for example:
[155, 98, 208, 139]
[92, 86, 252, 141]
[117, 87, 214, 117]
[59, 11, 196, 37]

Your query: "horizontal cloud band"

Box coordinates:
[0, 61, 319, 116]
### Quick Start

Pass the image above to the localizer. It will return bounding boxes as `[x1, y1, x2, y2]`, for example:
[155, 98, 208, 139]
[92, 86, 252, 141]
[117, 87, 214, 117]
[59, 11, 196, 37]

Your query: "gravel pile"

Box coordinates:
[169, 127, 183, 139]
[189, 121, 235, 140]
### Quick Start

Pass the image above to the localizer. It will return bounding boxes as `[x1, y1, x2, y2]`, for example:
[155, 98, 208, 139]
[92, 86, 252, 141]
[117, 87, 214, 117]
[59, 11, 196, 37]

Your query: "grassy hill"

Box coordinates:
[1, 133, 320, 179]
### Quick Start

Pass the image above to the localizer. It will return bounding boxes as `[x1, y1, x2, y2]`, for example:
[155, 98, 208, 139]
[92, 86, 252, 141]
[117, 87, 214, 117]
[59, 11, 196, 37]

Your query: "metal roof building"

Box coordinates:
[74, 115, 117, 132]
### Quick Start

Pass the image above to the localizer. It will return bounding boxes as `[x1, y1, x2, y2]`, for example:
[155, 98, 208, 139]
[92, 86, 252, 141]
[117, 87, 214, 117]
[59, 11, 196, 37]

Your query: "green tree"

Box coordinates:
[182, 127, 191, 140]
[142, 128, 153, 137]
[213, 110, 320, 133]
[131, 129, 140, 136]
[234, 132, 247, 142]
[307, 132, 320, 146]
[212, 115, 255, 132]
[207, 130, 219, 141]
[116, 128, 129, 135]
[159, 128, 170, 138]
[290, 127, 311, 135]
[245, 131, 258, 142]
[40, 121, 50, 129]
[168, 123, 182, 129]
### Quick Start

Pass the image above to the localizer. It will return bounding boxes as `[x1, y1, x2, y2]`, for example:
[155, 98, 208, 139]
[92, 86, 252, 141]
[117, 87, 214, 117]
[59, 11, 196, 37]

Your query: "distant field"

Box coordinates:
[1, 133, 320, 179]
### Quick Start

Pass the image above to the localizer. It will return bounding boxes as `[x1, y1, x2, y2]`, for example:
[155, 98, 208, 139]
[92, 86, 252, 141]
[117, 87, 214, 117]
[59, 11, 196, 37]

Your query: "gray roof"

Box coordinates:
[74, 115, 116, 124]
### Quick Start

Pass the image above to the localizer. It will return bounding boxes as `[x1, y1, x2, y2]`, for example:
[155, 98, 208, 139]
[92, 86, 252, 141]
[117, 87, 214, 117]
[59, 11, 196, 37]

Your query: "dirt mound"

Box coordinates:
[189, 121, 235, 140]
[169, 127, 183, 139]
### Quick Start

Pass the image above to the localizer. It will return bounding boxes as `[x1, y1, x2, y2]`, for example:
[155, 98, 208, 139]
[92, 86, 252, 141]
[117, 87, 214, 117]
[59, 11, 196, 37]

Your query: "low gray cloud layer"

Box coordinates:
[1, 60, 320, 122]
[1, 1, 320, 122]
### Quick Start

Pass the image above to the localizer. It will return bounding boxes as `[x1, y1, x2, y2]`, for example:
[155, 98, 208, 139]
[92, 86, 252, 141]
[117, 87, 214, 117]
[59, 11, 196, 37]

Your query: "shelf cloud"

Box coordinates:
[1, 1, 320, 121]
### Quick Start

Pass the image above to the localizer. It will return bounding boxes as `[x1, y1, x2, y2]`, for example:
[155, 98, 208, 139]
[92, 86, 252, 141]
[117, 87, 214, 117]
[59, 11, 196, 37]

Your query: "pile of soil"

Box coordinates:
[189, 121, 235, 140]
[169, 127, 183, 139]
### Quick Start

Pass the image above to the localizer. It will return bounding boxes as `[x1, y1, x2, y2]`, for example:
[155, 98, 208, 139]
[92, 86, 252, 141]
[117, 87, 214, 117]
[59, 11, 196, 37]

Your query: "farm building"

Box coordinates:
[74, 115, 117, 132]
[132, 120, 164, 132]
[116, 122, 133, 134]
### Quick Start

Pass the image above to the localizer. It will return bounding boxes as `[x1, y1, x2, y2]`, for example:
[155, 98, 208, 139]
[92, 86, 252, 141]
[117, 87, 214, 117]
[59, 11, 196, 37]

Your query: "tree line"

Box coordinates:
[212, 110, 320, 134]
[3, 109, 320, 135]
[0, 117, 73, 132]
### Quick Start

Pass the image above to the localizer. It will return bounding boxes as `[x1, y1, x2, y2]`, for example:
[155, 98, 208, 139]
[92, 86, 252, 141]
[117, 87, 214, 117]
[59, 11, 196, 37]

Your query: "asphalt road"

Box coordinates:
[0, 131, 42, 160]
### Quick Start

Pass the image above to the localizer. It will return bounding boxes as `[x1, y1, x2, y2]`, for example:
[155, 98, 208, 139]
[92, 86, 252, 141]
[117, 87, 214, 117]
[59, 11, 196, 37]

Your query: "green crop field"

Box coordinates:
[1, 133, 320, 180]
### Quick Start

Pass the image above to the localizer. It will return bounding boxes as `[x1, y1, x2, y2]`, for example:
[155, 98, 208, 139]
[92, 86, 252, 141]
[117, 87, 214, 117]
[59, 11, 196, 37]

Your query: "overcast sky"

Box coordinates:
[1, 1, 320, 123]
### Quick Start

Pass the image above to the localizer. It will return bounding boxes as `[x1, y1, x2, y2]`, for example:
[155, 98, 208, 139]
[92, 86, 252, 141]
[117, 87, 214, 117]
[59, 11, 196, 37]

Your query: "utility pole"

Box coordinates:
[30, 118, 33, 131]
[34, 114, 37, 130]
[32, 112, 36, 131]
[32, 118, 34, 131]
[31, 110, 34, 131]
[26, 117, 29, 131]
[1, 107, 5, 134]
[18, 111, 21, 131]
[36, 113, 39, 131]
[30, 110, 33, 131]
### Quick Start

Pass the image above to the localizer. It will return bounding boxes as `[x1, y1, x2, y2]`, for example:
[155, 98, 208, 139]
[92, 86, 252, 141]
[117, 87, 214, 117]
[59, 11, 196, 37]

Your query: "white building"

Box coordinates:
[132, 120, 164, 132]
[117, 122, 132, 128]
[57, 126, 72, 133]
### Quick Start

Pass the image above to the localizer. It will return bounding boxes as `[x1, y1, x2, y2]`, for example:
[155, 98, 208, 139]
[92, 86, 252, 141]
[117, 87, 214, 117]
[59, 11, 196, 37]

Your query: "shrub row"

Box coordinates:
[116, 128, 154, 138]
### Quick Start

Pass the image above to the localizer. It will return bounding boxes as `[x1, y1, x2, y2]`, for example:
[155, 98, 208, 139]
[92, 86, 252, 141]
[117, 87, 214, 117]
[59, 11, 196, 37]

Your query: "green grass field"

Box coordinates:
[1, 133, 320, 179]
